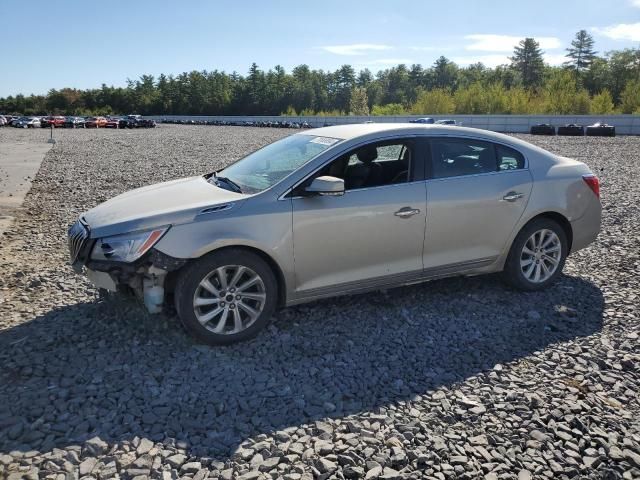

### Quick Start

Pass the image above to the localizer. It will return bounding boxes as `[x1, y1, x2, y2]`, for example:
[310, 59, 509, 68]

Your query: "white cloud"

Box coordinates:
[464, 34, 561, 52]
[630, 0, 640, 7]
[543, 53, 567, 66]
[592, 22, 640, 41]
[320, 44, 392, 56]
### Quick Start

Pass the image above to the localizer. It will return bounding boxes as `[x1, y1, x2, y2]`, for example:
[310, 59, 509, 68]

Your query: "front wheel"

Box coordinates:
[175, 249, 278, 345]
[503, 218, 568, 291]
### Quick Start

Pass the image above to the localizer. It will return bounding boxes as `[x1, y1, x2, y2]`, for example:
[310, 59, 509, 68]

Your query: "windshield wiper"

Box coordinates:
[211, 172, 242, 193]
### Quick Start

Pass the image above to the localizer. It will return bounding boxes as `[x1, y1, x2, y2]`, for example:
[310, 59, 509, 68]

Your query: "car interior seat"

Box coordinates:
[345, 146, 382, 189]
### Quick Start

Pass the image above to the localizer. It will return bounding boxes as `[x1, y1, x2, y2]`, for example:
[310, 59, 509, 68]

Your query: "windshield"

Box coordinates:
[218, 134, 340, 193]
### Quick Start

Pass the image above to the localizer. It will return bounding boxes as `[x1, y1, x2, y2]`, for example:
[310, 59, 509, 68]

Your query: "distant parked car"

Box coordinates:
[410, 118, 435, 124]
[41, 116, 66, 128]
[0, 115, 6, 126]
[105, 117, 122, 128]
[64, 116, 86, 128]
[118, 115, 139, 128]
[14, 116, 41, 128]
[435, 119, 460, 126]
[139, 118, 156, 128]
[85, 116, 107, 128]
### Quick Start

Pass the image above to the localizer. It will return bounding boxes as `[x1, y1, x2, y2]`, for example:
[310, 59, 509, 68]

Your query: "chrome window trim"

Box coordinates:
[424, 168, 531, 183]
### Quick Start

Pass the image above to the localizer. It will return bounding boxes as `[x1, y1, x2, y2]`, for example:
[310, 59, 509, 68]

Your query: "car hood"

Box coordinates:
[83, 175, 247, 238]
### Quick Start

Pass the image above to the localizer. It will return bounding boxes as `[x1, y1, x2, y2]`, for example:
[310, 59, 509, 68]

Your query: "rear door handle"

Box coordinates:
[502, 192, 524, 202]
[394, 207, 421, 218]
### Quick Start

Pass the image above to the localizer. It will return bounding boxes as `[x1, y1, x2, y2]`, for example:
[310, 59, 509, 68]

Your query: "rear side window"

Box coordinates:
[430, 139, 496, 179]
[496, 145, 525, 171]
[429, 138, 526, 179]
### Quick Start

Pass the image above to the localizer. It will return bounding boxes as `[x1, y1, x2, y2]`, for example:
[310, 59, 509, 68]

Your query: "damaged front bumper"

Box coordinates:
[67, 220, 187, 312]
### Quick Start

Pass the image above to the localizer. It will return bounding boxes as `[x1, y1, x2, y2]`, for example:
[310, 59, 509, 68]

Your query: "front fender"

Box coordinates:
[154, 198, 295, 298]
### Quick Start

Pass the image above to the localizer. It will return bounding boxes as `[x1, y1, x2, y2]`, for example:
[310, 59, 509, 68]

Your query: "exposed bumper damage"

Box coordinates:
[75, 242, 187, 313]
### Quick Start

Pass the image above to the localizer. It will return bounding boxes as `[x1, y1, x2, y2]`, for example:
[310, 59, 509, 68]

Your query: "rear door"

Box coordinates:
[423, 137, 533, 270]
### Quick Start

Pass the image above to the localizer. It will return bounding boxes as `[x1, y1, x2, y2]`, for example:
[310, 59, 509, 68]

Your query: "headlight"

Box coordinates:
[91, 227, 169, 263]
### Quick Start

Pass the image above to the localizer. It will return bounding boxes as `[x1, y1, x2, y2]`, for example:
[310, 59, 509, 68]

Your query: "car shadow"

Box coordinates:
[0, 274, 604, 460]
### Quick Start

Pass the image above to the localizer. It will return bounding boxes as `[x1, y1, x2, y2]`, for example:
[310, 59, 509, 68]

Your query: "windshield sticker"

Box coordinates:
[309, 136, 339, 146]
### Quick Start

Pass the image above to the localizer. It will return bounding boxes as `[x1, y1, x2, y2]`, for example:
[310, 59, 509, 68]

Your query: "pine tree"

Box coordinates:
[565, 30, 597, 72]
[510, 38, 545, 89]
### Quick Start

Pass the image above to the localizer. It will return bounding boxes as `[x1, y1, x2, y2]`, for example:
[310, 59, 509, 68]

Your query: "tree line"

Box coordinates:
[1, 31, 639, 117]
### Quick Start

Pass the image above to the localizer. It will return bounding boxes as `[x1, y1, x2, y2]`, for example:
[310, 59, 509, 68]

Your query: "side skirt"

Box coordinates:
[286, 256, 498, 307]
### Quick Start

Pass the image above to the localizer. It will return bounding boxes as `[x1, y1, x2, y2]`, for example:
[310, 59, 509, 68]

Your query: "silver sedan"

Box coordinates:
[68, 124, 601, 345]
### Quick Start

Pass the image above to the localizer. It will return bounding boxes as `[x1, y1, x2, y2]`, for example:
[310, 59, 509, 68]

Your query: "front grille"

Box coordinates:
[68, 219, 89, 264]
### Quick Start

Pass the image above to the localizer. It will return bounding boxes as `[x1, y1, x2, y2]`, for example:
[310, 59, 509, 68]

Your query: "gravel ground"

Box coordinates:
[0, 125, 638, 480]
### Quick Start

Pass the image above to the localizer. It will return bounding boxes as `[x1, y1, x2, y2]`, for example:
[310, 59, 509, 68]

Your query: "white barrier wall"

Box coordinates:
[147, 114, 640, 135]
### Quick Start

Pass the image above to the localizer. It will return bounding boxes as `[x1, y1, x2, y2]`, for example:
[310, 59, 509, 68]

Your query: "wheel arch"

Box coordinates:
[168, 244, 288, 308]
[499, 210, 574, 271]
[523, 211, 573, 252]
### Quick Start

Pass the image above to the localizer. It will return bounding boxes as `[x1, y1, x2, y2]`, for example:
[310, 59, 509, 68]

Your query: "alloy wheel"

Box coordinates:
[193, 265, 266, 334]
[520, 229, 562, 283]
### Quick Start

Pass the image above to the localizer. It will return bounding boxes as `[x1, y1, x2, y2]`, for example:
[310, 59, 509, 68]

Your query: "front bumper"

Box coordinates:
[67, 219, 187, 289]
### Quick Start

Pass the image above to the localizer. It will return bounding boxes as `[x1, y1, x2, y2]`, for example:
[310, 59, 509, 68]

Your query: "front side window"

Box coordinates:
[219, 135, 339, 193]
[319, 140, 414, 190]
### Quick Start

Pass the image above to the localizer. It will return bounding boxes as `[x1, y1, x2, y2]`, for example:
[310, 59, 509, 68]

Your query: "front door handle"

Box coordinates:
[394, 207, 421, 218]
[502, 192, 524, 202]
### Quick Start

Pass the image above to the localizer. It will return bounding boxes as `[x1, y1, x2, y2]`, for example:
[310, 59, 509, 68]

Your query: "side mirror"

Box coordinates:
[305, 176, 345, 196]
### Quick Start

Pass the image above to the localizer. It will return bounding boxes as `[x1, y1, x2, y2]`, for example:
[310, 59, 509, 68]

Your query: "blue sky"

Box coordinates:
[1, 0, 639, 97]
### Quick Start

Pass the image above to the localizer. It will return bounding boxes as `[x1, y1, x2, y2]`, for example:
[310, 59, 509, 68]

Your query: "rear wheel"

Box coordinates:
[503, 218, 567, 291]
[175, 249, 278, 345]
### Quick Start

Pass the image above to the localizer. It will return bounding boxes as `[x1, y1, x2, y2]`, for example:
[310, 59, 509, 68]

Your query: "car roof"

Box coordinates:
[297, 123, 552, 156]
[298, 123, 497, 141]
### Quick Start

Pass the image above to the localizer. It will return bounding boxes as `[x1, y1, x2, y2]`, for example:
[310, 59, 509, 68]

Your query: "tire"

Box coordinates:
[557, 125, 584, 136]
[530, 124, 555, 135]
[503, 218, 568, 291]
[586, 125, 615, 137]
[175, 249, 278, 345]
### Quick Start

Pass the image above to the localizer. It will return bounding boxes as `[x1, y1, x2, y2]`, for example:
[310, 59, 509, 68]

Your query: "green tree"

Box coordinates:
[590, 90, 615, 114]
[349, 87, 369, 115]
[620, 80, 640, 114]
[510, 38, 545, 89]
[564, 30, 597, 73]
[453, 83, 486, 113]
[411, 88, 454, 114]
[506, 87, 532, 113]
[431, 56, 459, 90]
[371, 103, 406, 115]
[543, 70, 591, 114]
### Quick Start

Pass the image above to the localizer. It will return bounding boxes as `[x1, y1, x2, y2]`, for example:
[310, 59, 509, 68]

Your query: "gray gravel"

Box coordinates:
[0, 125, 638, 480]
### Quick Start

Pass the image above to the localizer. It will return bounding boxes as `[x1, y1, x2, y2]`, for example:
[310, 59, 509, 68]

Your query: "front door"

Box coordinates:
[291, 138, 427, 295]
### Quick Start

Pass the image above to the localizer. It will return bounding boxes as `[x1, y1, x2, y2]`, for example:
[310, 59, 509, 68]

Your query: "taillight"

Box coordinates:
[582, 174, 600, 199]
